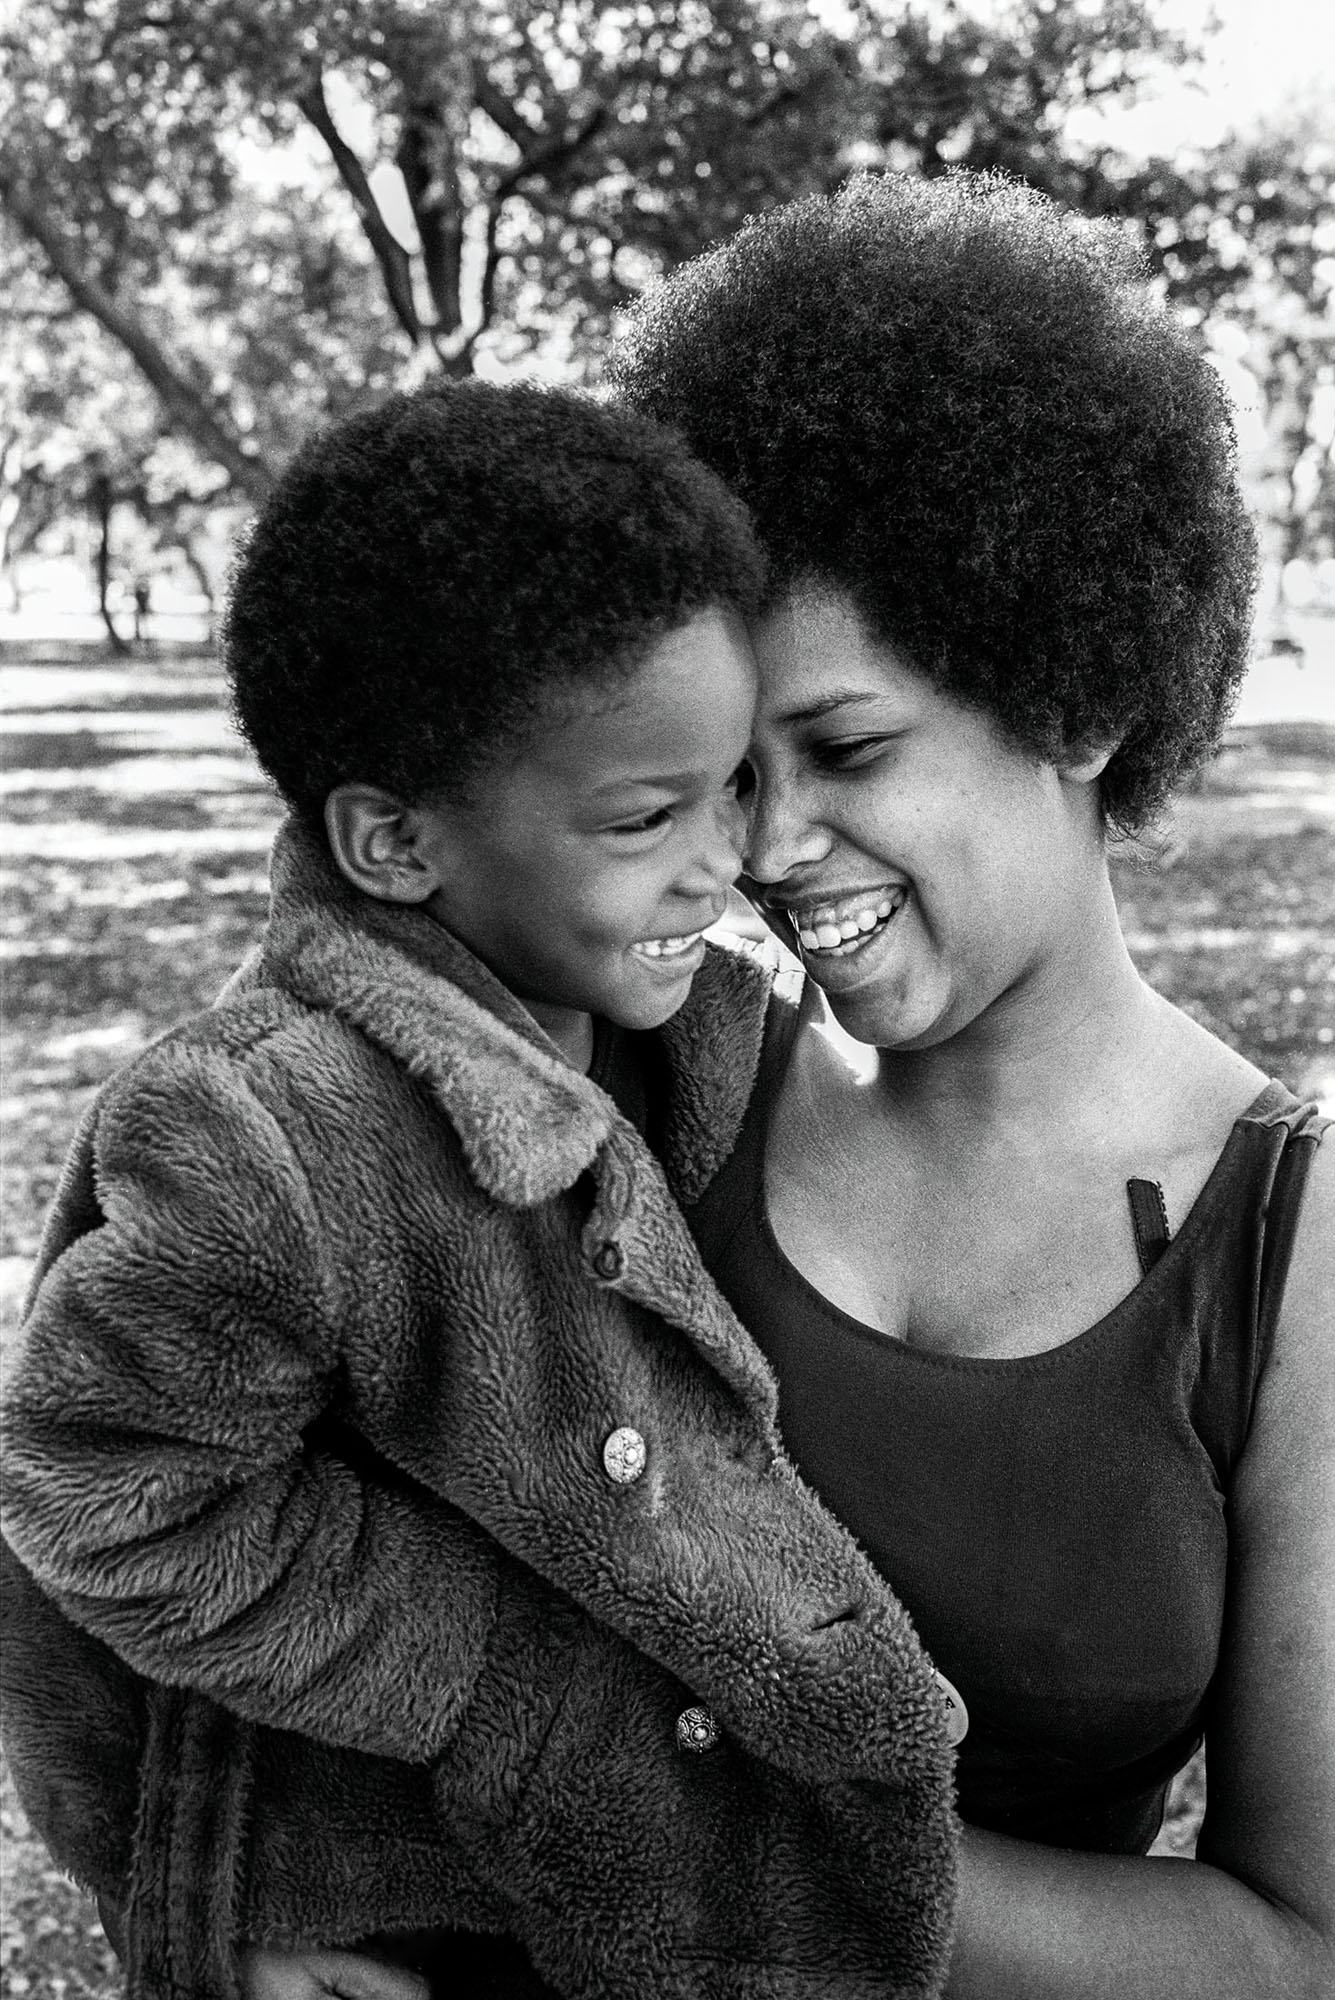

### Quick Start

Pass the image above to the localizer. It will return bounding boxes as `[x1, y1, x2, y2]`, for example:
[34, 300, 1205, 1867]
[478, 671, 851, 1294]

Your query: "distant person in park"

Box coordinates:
[609, 170, 1335, 1996]
[131, 575, 152, 646]
[0, 382, 959, 2000]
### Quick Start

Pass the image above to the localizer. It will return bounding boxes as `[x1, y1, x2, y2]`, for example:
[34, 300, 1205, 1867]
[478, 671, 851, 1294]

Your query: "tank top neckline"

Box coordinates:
[752, 1056, 1299, 1375]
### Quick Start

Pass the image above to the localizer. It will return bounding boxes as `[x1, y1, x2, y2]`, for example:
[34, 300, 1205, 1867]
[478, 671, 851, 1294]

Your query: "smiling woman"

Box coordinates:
[739, 588, 1118, 1058]
[614, 170, 1335, 1998]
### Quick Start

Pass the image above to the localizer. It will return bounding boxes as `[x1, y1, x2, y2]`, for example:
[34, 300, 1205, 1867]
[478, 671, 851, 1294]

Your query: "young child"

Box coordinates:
[0, 383, 957, 2000]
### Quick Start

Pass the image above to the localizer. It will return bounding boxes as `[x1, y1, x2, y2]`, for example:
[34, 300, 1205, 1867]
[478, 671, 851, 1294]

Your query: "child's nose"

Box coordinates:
[683, 790, 747, 895]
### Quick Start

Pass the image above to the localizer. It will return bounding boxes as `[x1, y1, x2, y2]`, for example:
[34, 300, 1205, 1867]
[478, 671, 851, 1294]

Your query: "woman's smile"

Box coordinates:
[779, 886, 906, 957]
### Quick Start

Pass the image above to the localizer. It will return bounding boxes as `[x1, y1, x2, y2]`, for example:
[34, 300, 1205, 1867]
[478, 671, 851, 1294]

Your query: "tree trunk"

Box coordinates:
[296, 72, 423, 346]
[0, 167, 275, 507]
[89, 468, 131, 657]
[386, 14, 473, 354]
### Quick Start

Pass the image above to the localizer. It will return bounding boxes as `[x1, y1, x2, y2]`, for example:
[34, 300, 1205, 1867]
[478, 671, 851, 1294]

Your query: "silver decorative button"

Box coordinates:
[933, 1669, 969, 1746]
[602, 1426, 647, 1485]
[676, 1705, 720, 1754]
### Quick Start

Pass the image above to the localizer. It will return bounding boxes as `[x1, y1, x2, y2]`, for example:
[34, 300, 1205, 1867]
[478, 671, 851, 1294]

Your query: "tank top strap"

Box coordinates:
[685, 979, 801, 1264]
[760, 973, 804, 1084]
[1248, 1082, 1331, 1367]
[1182, 1080, 1329, 1472]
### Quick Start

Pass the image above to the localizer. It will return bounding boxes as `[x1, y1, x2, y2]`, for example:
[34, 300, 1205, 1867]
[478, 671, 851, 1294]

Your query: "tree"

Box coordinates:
[2, 0, 1202, 510]
[0, 229, 250, 640]
[1155, 107, 1335, 583]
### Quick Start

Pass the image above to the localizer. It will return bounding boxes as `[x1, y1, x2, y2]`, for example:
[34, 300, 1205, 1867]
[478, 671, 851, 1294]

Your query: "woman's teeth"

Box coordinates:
[794, 894, 899, 955]
[634, 930, 705, 959]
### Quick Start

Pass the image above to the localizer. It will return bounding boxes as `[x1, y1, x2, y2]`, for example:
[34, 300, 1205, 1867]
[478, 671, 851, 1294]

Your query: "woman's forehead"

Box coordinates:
[748, 586, 924, 718]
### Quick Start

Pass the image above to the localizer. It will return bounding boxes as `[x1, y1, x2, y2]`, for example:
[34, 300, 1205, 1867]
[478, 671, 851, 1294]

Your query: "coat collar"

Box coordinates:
[243, 821, 770, 1211]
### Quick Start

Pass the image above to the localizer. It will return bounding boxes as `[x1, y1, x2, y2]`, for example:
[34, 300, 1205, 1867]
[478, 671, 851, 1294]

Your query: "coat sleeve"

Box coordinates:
[0, 1042, 499, 1764]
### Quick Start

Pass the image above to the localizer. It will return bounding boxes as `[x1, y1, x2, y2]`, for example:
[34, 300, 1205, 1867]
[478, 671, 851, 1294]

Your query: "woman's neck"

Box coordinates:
[825, 883, 1161, 1134]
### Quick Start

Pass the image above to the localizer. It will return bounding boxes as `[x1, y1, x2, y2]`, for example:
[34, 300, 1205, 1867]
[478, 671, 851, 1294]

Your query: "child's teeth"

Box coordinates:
[815, 924, 842, 948]
[638, 930, 702, 958]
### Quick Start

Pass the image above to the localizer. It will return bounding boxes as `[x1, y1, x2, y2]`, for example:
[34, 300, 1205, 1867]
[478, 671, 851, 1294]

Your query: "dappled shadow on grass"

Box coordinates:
[1111, 818, 1335, 1091]
[3, 788, 275, 831]
[1, 1766, 120, 2000]
[1, 858, 270, 1259]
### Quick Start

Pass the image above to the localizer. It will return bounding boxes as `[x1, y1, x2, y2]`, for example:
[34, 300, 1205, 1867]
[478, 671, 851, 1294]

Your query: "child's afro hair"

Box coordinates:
[223, 379, 764, 824]
[610, 170, 1258, 832]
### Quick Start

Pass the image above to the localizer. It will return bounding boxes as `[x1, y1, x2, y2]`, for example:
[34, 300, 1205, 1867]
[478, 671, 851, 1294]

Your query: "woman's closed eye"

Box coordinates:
[810, 734, 897, 772]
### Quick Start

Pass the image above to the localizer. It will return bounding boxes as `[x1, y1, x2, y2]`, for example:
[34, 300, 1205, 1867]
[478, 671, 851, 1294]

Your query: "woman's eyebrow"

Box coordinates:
[775, 690, 887, 726]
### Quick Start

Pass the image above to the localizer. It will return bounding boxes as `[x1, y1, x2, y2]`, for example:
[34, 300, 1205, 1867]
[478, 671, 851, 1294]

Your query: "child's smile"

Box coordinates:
[412, 604, 757, 1068]
[630, 928, 710, 967]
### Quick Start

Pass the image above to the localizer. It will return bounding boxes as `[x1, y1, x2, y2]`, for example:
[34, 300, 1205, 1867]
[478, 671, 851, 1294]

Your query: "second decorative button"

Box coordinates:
[602, 1426, 647, 1484]
[676, 1706, 720, 1753]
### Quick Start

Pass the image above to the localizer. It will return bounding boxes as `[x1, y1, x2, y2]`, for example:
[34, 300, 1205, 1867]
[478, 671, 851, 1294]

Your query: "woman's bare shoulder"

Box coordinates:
[1196, 1130, 1334, 1932]
[1146, 992, 1268, 1119]
[1133, 995, 1269, 1205]
[1246, 1123, 1334, 1463]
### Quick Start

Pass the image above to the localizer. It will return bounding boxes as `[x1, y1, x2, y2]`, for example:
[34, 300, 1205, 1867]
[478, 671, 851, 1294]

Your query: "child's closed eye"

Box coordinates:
[605, 805, 673, 836]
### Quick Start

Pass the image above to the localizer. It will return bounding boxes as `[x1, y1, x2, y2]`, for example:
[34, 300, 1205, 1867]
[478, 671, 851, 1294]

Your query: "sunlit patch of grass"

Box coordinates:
[1, 1769, 119, 2000]
[1111, 755, 1335, 1093]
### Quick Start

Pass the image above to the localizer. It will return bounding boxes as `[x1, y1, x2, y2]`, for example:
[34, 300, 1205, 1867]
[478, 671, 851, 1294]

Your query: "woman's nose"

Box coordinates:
[743, 776, 830, 884]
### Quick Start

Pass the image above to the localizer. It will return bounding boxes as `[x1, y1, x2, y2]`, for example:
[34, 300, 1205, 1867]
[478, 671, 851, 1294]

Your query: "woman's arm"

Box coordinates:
[944, 1140, 1335, 1998]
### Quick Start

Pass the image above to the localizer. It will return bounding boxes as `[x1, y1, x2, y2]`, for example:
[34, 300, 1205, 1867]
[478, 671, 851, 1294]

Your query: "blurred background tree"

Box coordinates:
[1, 0, 1331, 616]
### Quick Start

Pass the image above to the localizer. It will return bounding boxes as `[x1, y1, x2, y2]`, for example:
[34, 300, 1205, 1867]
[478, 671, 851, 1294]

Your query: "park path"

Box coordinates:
[1, 653, 282, 1335]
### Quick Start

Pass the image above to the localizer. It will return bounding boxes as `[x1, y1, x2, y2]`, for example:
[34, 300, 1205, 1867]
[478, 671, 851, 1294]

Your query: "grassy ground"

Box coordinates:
[1, 649, 1332, 1993]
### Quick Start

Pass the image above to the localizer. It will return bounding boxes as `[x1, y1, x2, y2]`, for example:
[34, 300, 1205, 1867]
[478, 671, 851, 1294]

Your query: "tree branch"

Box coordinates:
[395, 95, 464, 335]
[491, 104, 608, 202]
[472, 70, 544, 148]
[295, 70, 422, 345]
[0, 162, 274, 505]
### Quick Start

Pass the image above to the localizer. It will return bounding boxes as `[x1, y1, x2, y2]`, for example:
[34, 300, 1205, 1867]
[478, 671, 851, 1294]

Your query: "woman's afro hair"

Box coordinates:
[223, 379, 764, 823]
[610, 170, 1258, 831]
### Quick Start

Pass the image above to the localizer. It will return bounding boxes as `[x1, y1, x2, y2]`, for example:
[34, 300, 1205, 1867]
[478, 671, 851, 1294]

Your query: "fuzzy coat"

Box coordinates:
[0, 821, 957, 2000]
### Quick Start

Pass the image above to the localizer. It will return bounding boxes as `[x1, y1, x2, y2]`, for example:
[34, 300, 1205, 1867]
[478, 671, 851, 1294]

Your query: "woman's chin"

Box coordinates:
[817, 978, 949, 1053]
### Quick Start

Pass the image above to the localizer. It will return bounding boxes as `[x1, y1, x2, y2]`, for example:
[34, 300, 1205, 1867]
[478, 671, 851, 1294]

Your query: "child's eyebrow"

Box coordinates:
[587, 770, 698, 797]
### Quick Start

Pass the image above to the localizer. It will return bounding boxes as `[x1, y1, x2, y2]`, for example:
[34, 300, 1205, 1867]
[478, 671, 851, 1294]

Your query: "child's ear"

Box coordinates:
[1057, 737, 1119, 785]
[324, 785, 447, 905]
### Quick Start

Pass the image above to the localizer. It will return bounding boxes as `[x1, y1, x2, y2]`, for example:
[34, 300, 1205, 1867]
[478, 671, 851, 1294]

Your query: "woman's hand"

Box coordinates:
[240, 1947, 430, 2000]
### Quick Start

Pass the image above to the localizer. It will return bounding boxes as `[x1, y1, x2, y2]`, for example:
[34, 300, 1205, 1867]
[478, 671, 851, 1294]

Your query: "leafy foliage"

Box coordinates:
[3, 2, 1330, 601]
[2, 3, 1205, 485]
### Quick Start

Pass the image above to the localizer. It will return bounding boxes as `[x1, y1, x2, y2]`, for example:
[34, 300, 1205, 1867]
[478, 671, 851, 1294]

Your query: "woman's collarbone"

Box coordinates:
[765, 1120, 1159, 1358]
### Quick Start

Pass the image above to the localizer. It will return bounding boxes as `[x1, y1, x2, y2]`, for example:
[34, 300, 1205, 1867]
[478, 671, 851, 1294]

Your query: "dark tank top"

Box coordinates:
[687, 993, 1329, 1855]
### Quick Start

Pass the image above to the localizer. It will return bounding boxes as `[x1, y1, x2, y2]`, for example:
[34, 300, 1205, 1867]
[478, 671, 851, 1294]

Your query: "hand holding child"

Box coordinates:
[241, 1946, 429, 2000]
